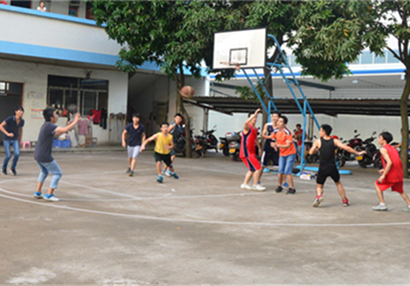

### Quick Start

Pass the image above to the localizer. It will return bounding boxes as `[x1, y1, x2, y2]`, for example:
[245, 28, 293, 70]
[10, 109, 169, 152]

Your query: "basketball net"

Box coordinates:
[219, 61, 241, 70]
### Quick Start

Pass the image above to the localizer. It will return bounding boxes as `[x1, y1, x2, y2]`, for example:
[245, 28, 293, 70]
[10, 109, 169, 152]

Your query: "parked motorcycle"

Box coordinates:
[304, 136, 319, 164]
[356, 131, 378, 168]
[227, 131, 241, 161]
[336, 130, 363, 167]
[194, 133, 208, 158]
[219, 136, 229, 156]
[200, 126, 218, 153]
[178, 126, 195, 157]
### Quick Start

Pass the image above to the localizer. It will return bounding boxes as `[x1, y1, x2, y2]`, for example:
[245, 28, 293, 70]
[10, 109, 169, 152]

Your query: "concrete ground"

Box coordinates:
[1, 149, 410, 285]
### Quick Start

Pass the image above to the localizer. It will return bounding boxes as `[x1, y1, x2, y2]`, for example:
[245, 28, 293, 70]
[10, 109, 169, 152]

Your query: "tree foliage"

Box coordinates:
[294, 0, 410, 175]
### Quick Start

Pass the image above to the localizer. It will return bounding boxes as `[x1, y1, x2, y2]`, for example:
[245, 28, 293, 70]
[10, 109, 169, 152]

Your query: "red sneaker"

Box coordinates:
[343, 198, 349, 207]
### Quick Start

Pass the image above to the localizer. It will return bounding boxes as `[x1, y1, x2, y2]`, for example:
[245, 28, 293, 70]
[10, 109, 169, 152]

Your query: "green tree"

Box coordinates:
[293, 0, 409, 176]
[91, 0, 236, 158]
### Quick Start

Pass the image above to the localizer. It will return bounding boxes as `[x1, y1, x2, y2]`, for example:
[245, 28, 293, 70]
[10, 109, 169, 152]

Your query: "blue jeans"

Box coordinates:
[37, 160, 63, 190]
[2, 140, 20, 170]
[278, 153, 297, 175]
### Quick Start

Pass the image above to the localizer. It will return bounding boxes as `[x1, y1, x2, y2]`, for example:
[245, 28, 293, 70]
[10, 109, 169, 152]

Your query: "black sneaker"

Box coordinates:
[10, 169, 16, 176]
[286, 188, 296, 194]
[275, 186, 283, 193]
[129, 171, 134, 177]
[126, 167, 131, 173]
[1, 168, 6, 175]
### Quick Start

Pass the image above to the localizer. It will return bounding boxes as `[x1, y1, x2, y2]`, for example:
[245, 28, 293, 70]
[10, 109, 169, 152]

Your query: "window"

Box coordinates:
[85, 1, 95, 20]
[68, 0, 80, 16]
[10, 0, 31, 9]
[361, 51, 373, 64]
[387, 50, 401, 64]
[374, 51, 387, 64]
[350, 57, 360, 65]
[0, 81, 23, 96]
[47, 75, 108, 117]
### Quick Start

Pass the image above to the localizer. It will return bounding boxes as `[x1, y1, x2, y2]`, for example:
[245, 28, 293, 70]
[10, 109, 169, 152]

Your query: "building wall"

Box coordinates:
[0, 7, 119, 56]
[0, 58, 128, 144]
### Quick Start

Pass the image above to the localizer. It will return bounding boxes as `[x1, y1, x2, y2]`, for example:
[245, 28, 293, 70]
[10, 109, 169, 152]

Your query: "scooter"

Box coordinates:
[227, 131, 241, 161]
[356, 131, 378, 168]
[200, 126, 218, 152]
[337, 130, 363, 167]
[179, 126, 195, 157]
[219, 136, 229, 156]
[304, 136, 319, 164]
[194, 133, 208, 158]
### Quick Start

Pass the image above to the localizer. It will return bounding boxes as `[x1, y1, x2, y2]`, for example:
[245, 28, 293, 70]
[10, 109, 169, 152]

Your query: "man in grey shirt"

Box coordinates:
[33, 108, 80, 202]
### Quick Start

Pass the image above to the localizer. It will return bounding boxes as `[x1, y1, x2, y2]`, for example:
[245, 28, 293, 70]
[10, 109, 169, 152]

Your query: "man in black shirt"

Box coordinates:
[122, 113, 146, 177]
[309, 124, 365, 207]
[0, 105, 25, 176]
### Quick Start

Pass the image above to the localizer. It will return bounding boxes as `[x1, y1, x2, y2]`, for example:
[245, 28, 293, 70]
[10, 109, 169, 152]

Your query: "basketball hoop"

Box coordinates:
[219, 61, 241, 70]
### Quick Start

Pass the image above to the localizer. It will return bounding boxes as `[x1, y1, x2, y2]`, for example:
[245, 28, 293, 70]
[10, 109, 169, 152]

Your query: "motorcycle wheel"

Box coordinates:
[231, 154, 239, 161]
[338, 158, 346, 167]
[373, 158, 382, 169]
[305, 154, 313, 164]
[358, 160, 367, 168]
[223, 147, 229, 156]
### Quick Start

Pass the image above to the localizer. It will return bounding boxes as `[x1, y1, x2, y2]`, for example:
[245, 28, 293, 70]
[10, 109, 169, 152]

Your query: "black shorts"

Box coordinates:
[154, 152, 172, 167]
[261, 147, 279, 167]
[316, 164, 340, 185]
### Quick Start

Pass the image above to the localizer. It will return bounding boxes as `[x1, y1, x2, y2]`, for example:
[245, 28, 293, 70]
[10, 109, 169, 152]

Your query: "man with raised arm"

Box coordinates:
[33, 108, 80, 202]
[240, 108, 265, 191]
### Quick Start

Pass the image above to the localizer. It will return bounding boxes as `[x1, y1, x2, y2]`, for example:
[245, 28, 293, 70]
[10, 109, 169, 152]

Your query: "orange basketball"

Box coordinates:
[180, 86, 195, 99]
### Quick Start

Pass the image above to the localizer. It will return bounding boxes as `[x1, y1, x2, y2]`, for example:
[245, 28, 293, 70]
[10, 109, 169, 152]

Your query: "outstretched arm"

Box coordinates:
[54, 113, 80, 137]
[334, 139, 366, 156]
[140, 133, 158, 151]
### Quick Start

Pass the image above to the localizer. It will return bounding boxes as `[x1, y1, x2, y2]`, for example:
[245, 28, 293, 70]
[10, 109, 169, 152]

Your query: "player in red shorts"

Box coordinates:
[372, 131, 410, 212]
[240, 109, 265, 191]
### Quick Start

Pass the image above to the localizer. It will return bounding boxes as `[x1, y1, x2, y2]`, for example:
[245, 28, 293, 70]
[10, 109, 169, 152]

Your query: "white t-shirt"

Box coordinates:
[37, 6, 46, 11]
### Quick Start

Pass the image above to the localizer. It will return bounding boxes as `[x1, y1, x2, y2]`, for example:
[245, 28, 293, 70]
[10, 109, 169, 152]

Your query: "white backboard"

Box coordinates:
[213, 28, 267, 70]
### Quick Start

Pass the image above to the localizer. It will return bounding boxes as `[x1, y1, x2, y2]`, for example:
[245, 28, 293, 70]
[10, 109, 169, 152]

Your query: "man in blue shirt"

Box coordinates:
[0, 105, 25, 176]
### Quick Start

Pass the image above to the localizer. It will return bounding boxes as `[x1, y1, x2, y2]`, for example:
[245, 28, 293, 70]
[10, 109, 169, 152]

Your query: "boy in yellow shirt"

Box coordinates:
[141, 122, 179, 183]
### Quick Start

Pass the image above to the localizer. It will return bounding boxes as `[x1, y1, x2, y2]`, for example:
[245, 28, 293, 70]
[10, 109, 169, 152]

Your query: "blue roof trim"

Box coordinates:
[0, 4, 105, 27]
[0, 40, 190, 73]
[209, 68, 406, 79]
[0, 40, 119, 66]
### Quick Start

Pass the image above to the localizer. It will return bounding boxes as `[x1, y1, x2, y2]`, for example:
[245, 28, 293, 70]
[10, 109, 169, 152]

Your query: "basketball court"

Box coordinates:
[1, 150, 410, 284]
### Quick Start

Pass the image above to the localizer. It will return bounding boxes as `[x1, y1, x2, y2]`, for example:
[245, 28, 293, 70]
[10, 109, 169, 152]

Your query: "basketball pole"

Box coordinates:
[239, 33, 322, 173]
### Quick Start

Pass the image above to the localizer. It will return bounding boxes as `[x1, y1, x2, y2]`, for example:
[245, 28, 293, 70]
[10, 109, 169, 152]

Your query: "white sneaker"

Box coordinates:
[252, 184, 266, 192]
[372, 204, 387, 211]
[403, 206, 410, 212]
[240, 184, 252, 190]
[44, 194, 59, 202]
[165, 169, 172, 177]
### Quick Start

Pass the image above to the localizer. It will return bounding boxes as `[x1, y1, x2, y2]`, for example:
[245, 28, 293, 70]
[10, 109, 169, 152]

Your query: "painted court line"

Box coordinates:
[1, 192, 409, 227]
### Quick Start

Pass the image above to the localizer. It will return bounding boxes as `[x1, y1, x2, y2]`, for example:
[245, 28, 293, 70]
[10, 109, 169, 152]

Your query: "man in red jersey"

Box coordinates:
[240, 108, 265, 191]
[372, 131, 410, 212]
